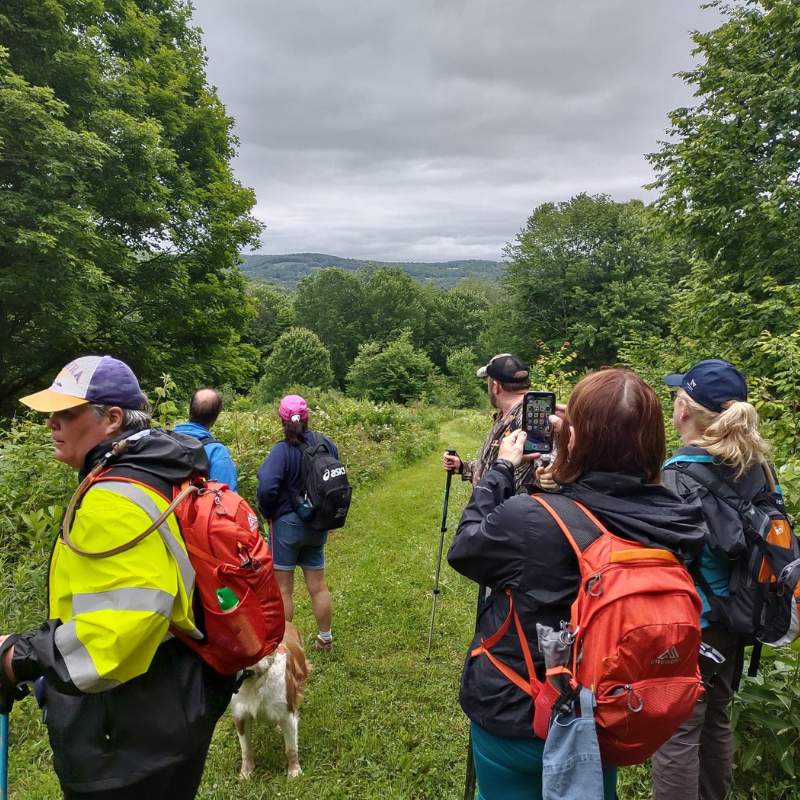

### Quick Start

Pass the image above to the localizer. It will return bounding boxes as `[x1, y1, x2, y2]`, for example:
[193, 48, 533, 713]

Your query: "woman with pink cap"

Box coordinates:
[256, 395, 340, 651]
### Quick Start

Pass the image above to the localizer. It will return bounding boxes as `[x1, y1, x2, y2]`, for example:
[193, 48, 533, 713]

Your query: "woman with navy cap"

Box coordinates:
[651, 359, 772, 800]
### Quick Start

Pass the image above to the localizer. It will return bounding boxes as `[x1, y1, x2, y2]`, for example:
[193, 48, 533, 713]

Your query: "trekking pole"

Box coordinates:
[426, 449, 457, 661]
[0, 710, 8, 800]
[463, 584, 487, 800]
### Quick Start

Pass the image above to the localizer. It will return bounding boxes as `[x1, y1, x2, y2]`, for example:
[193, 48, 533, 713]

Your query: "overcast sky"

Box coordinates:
[190, 1, 718, 262]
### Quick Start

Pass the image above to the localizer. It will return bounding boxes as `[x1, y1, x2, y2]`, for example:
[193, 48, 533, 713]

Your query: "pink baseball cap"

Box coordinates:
[279, 394, 308, 422]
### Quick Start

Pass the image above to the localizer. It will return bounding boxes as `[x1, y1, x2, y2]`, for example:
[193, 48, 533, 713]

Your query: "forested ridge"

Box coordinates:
[239, 253, 503, 289]
[2, 0, 800, 797]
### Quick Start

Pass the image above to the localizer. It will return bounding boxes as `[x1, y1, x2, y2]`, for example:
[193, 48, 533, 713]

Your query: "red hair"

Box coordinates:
[553, 368, 665, 485]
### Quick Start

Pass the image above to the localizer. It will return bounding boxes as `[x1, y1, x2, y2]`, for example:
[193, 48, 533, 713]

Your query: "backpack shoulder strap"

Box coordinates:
[530, 493, 610, 556]
[197, 434, 218, 446]
[665, 458, 770, 537]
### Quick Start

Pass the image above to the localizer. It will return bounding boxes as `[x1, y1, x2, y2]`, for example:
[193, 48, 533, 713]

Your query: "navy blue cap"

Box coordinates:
[663, 359, 747, 413]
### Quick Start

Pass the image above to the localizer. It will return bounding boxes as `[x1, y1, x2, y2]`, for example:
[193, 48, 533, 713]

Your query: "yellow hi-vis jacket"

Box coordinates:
[49, 479, 201, 692]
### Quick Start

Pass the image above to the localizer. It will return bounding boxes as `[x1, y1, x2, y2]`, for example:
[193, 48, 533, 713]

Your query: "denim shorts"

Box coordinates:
[270, 512, 328, 571]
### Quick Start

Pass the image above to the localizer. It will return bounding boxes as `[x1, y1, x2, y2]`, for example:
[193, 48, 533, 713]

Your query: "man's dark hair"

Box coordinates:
[499, 376, 531, 392]
[189, 388, 223, 428]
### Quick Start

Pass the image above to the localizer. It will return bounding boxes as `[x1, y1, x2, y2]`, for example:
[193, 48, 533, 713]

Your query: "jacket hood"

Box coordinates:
[560, 470, 707, 559]
[81, 428, 208, 485]
[172, 421, 212, 439]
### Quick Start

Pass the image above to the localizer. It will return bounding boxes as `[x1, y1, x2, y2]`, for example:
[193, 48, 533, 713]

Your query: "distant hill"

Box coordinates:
[238, 253, 503, 289]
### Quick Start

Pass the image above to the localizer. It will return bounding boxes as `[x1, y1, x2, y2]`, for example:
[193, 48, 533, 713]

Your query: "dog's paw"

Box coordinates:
[287, 764, 302, 779]
[239, 762, 255, 780]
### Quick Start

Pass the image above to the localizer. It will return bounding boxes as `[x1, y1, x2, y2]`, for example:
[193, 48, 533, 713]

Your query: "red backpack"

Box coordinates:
[471, 493, 703, 766]
[62, 469, 285, 677]
[169, 479, 285, 675]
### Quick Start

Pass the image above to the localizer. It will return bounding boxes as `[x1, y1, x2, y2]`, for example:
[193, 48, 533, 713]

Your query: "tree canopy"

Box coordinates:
[256, 327, 335, 400]
[646, 0, 800, 375]
[503, 194, 685, 368]
[0, 1, 261, 409]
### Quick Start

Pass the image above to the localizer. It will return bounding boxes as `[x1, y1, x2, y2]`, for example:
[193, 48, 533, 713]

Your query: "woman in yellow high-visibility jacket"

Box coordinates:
[0, 356, 234, 800]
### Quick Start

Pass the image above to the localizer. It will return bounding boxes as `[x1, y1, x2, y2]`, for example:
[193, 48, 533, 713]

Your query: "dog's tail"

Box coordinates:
[283, 622, 312, 713]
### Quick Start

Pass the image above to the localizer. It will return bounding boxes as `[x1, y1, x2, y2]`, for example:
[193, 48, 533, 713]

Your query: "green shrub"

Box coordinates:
[446, 347, 485, 408]
[728, 647, 800, 799]
[346, 332, 440, 404]
[0, 416, 74, 629]
[253, 327, 334, 402]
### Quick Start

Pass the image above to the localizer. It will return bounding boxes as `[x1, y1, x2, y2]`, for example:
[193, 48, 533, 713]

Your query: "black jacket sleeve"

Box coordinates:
[11, 620, 83, 695]
[447, 461, 527, 588]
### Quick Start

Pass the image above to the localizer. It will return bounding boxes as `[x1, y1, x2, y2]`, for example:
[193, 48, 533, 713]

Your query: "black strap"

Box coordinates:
[748, 642, 763, 678]
[665, 461, 770, 538]
[531, 491, 605, 552]
[197, 434, 219, 446]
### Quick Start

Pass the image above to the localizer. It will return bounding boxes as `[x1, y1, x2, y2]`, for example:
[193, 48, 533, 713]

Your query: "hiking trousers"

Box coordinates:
[62, 749, 207, 800]
[471, 721, 617, 800]
[650, 625, 743, 800]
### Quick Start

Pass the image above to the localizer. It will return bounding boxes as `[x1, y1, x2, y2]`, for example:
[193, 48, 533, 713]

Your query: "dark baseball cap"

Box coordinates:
[20, 355, 146, 412]
[476, 353, 530, 384]
[663, 359, 747, 413]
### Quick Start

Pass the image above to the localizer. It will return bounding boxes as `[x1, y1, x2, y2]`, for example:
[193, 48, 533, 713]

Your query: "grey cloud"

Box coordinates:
[192, 0, 719, 261]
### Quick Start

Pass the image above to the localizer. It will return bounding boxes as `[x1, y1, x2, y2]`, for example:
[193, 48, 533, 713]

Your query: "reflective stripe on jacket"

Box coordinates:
[48, 479, 200, 693]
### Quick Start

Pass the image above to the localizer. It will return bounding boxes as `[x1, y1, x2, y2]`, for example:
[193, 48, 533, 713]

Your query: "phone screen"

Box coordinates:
[523, 392, 556, 453]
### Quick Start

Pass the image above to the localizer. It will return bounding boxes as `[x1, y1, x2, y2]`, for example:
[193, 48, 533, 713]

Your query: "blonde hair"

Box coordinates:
[678, 389, 770, 477]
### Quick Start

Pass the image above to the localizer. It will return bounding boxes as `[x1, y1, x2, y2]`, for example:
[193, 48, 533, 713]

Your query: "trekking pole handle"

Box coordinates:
[441, 450, 457, 533]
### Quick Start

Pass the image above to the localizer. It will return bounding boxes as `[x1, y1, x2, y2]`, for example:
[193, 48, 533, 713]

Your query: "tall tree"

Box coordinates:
[255, 327, 334, 401]
[293, 269, 366, 387]
[419, 279, 494, 371]
[0, 1, 261, 408]
[244, 282, 297, 371]
[648, 0, 800, 359]
[504, 194, 685, 368]
[359, 268, 426, 347]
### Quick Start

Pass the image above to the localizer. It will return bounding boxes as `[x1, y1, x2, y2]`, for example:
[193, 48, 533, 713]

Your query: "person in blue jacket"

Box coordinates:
[174, 388, 238, 489]
[256, 394, 338, 651]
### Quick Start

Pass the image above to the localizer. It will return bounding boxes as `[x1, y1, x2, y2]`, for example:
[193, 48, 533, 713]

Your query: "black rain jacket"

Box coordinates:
[447, 461, 707, 739]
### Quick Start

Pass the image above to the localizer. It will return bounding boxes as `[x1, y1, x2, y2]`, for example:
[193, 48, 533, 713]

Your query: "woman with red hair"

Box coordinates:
[448, 368, 706, 800]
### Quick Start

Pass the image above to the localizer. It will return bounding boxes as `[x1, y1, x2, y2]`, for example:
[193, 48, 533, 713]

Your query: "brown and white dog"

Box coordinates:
[230, 621, 312, 778]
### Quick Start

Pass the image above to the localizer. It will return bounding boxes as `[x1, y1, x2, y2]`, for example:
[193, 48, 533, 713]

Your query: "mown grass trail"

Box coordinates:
[197, 415, 481, 799]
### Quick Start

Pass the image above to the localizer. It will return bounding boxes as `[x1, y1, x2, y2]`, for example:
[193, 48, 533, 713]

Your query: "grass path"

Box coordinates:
[195, 415, 482, 799]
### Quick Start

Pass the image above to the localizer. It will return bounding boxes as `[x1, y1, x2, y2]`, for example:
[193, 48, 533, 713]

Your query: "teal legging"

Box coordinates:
[471, 722, 617, 800]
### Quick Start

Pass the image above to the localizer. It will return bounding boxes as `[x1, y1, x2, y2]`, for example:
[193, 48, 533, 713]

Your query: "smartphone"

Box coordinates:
[522, 391, 556, 453]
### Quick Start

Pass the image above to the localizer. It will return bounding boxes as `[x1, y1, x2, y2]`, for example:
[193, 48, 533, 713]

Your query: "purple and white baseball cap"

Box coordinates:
[20, 356, 145, 413]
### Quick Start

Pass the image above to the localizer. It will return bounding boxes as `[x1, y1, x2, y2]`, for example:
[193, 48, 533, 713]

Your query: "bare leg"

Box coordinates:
[280, 711, 302, 777]
[234, 714, 255, 779]
[303, 568, 331, 633]
[275, 569, 295, 621]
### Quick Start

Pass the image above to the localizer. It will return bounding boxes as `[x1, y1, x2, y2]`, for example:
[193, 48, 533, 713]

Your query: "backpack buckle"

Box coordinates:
[627, 686, 643, 713]
[586, 575, 603, 597]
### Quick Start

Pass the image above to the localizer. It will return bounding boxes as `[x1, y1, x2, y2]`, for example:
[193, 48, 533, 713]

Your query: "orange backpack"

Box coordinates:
[63, 468, 285, 677]
[471, 493, 703, 766]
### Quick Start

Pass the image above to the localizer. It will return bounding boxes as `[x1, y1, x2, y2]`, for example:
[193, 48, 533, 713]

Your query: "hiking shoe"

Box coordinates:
[313, 636, 333, 652]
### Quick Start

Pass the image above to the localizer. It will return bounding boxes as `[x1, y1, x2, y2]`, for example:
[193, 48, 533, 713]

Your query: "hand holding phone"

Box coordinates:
[522, 391, 556, 454]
